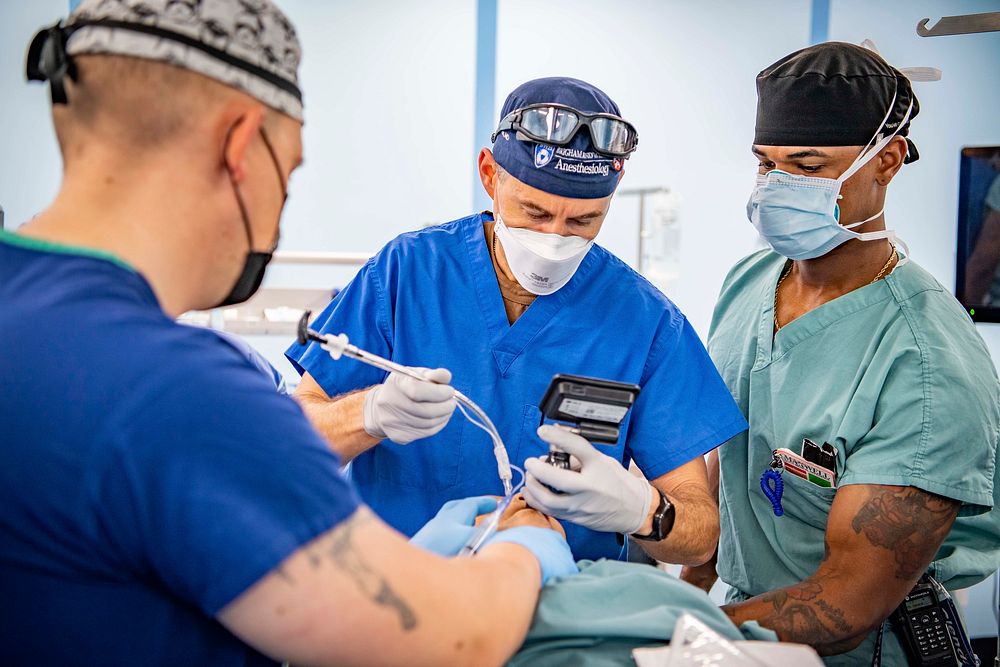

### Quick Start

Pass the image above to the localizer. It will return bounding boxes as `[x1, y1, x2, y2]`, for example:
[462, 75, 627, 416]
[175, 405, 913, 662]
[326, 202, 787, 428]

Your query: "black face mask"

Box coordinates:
[217, 127, 287, 308]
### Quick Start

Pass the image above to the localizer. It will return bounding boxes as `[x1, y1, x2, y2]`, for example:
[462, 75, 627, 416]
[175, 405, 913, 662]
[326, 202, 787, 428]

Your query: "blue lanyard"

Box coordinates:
[760, 452, 784, 517]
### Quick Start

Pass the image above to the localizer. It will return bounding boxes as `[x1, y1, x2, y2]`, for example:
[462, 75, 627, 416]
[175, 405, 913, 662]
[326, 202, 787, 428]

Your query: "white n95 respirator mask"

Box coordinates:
[747, 97, 913, 262]
[493, 214, 593, 296]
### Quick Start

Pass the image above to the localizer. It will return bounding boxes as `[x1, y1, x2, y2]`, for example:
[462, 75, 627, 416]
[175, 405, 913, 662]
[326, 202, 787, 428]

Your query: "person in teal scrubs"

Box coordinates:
[681, 43, 1000, 666]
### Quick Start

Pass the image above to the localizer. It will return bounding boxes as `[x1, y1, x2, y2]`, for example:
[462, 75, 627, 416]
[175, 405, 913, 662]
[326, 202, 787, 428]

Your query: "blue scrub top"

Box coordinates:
[286, 213, 747, 560]
[0, 231, 360, 666]
[212, 329, 288, 394]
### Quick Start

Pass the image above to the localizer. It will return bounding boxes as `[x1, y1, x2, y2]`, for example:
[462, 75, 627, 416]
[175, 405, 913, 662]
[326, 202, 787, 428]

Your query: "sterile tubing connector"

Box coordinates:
[321, 333, 350, 360]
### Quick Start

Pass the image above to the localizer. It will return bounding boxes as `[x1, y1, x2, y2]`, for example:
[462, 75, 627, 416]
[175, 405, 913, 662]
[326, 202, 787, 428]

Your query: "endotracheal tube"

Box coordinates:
[458, 464, 526, 557]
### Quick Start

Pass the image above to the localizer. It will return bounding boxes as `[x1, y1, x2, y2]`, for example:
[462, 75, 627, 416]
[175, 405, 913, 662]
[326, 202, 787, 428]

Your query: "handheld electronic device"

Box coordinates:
[538, 374, 640, 469]
[891, 576, 966, 667]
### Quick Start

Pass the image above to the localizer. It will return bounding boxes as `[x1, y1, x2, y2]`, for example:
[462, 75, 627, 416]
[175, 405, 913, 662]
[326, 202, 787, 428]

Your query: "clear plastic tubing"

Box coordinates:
[319, 332, 514, 495]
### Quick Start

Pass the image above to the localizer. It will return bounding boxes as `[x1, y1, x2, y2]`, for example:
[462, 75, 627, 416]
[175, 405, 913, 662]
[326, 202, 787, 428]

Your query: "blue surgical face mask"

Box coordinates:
[747, 97, 913, 263]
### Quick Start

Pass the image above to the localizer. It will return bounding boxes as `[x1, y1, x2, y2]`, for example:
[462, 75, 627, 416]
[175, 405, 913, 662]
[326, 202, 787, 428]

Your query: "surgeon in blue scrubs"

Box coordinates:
[287, 77, 748, 564]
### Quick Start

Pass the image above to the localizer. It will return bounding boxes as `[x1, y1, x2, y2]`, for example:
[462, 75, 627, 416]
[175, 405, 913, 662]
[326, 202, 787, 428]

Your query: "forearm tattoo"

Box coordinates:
[308, 508, 418, 631]
[723, 487, 958, 655]
[850, 486, 958, 580]
[723, 574, 860, 656]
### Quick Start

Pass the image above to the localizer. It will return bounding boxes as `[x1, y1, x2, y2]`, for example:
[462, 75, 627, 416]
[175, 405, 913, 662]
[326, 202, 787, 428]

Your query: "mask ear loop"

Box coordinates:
[257, 126, 287, 253]
[834, 87, 915, 267]
[223, 125, 257, 254]
[837, 88, 914, 185]
[850, 227, 911, 268]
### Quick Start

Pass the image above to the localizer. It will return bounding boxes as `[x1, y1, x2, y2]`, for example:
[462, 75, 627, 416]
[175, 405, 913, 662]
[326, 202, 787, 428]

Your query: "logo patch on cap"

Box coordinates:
[613, 158, 622, 172]
[534, 144, 555, 168]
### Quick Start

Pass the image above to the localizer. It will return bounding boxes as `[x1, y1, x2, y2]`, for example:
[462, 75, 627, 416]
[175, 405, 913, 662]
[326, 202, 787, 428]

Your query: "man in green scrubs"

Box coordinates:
[681, 42, 1000, 665]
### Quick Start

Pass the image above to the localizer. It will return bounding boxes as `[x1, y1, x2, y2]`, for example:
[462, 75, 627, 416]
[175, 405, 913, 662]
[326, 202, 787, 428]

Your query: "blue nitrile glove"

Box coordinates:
[483, 526, 579, 586]
[410, 495, 499, 556]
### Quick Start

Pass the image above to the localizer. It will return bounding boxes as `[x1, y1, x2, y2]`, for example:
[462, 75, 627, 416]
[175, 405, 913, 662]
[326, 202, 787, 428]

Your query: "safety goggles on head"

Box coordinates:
[492, 103, 639, 158]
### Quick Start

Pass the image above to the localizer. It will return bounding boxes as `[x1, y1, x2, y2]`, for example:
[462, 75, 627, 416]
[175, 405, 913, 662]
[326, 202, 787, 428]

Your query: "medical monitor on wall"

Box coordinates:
[955, 146, 1000, 323]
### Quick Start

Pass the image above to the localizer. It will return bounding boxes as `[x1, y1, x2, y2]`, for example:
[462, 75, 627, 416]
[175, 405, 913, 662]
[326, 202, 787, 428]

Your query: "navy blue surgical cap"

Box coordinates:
[492, 77, 626, 199]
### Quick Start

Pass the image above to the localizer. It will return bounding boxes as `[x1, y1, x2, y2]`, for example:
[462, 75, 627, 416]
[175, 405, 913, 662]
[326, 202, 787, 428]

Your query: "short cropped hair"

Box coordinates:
[53, 54, 235, 159]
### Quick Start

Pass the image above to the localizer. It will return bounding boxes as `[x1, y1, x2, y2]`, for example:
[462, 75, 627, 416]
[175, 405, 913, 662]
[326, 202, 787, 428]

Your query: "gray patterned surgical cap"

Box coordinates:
[26, 0, 303, 121]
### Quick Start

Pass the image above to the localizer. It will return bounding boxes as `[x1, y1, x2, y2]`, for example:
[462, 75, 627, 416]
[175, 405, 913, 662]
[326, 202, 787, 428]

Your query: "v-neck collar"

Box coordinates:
[754, 258, 900, 369]
[463, 213, 600, 376]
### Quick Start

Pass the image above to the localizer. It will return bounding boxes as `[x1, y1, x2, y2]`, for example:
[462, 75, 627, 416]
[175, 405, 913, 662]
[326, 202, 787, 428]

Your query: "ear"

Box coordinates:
[876, 135, 908, 187]
[478, 148, 499, 200]
[222, 105, 266, 184]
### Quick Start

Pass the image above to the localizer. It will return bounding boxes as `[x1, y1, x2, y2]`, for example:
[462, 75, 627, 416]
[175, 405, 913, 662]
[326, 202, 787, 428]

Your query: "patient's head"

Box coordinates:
[478, 495, 566, 538]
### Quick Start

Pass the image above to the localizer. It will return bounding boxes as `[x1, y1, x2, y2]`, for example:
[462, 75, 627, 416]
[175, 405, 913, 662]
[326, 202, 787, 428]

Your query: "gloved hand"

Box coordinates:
[410, 496, 499, 557]
[483, 526, 579, 586]
[363, 368, 457, 444]
[523, 425, 654, 535]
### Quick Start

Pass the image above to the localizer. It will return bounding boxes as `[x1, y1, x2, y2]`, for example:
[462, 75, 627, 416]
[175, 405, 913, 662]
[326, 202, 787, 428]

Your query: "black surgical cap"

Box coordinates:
[754, 42, 920, 163]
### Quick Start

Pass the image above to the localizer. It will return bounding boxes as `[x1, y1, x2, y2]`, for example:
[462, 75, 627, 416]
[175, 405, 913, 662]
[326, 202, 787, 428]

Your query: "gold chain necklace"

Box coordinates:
[774, 245, 897, 332]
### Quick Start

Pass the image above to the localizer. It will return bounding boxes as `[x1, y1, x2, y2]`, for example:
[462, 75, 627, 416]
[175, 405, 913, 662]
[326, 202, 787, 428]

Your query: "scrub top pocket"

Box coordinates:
[759, 472, 839, 584]
[779, 472, 837, 531]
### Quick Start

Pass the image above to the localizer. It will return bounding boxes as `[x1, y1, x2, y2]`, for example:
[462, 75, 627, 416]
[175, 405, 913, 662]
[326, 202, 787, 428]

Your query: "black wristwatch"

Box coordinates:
[631, 489, 675, 542]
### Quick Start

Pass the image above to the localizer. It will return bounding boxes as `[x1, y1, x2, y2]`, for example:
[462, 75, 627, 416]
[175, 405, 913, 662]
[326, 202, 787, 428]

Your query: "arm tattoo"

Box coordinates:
[850, 486, 959, 580]
[728, 578, 860, 656]
[722, 488, 959, 655]
[311, 508, 418, 631]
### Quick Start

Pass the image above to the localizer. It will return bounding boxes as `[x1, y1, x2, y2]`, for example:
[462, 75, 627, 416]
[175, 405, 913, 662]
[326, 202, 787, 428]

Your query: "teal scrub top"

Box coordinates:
[710, 250, 1000, 666]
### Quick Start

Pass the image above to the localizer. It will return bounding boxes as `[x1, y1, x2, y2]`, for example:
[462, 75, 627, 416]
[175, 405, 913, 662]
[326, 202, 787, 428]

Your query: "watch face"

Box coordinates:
[659, 497, 676, 539]
[635, 492, 674, 541]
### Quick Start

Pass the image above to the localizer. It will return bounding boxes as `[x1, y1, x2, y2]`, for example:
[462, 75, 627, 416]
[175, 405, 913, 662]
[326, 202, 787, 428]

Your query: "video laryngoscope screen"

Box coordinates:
[539, 374, 640, 445]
